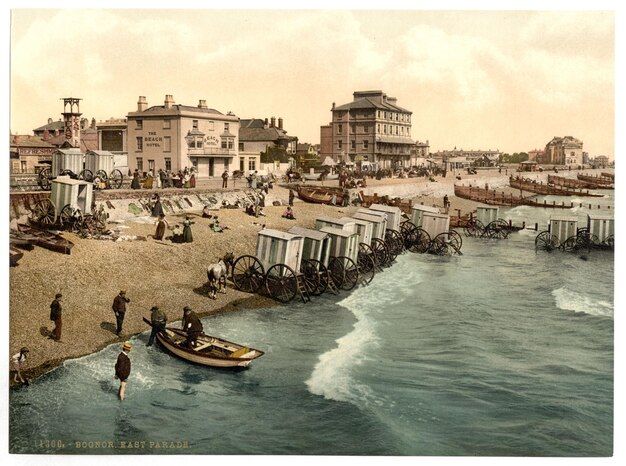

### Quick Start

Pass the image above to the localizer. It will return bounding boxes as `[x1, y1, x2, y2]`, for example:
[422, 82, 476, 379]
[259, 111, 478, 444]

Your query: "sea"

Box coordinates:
[8, 191, 615, 458]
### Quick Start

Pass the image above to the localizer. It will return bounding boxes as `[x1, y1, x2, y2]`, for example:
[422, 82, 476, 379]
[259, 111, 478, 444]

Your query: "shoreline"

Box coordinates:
[9, 168, 612, 386]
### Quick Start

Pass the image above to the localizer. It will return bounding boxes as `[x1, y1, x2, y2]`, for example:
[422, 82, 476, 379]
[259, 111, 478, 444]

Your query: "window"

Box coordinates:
[363, 140, 369, 149]
[351, 140, 356, 150]
[364, 124, 369, 133]
[400, 127, 404, 136]
[136, 120, 143, 130]
[148, 160, 155, 172]
[395, 113, 399, 121]
[165, 158, 172, 171]
[248, 159, 256, 171]
[136, 157, 143, 171]
[239, 142, 244, 151]
[221, 139, 227, 149]
[228, 139, 234, 150]
[193, 120, 198, 129]
[240, 158, 245, 171]
[164, 136, 171, 152]
[209, 121, 214, 131]
[377, 124, 380, 133]
[395, 126, 399, 135]
[21, 161, 27, 173]
[196, 138, 203, 149]
[136, 137, 143, 152]
[163, 119, 171, 129]
[337, 140, 342, 150]
[384, 112, 387, 119]
[224, 122, 230, 132]
[337, 124, 343, 134]
[383, 125, 387, 134]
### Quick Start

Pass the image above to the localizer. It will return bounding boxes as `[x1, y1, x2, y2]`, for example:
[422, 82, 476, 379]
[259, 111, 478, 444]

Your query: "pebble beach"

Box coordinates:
[8, 167, 585, 382]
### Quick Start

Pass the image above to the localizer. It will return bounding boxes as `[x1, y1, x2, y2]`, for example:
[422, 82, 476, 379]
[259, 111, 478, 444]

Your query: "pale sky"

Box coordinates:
[8, 6, 616, 157]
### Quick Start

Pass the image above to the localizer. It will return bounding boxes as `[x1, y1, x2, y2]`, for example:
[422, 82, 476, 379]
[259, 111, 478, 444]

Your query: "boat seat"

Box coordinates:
[230, 347, 250, 358]
[192, 341, 213, 352]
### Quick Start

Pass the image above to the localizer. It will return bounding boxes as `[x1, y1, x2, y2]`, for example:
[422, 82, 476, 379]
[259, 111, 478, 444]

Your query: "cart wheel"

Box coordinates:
[358, 243, 379, 269]
[60, 169, 77, 178]
[409, 228, 431, 254]
[535, 231, 560, 252]
[78, 169, 94, 182]
[429, 233, 451, 256]
[95, 170, 108, 181]
[265, 264, 298, 303]
[330, 256, 358, 291]
[37, 167, 52, 190]
[576, 232, 599, 251]
[231, 255, 265, 293]
[357, 253, 376, 285]
[32, 199, 57, 225]
[386, 229, 404, 255]
[447, 229, 463, 251]
[370, 238, 389, 267]
[384, 233, 399, 263]
[561, 236, 579, 252]
[400, 221, 419, 249]
[464, 219, 485, 238]
[109, 169, 123, 189]
[300, 259, 323, 296]
[485, 220, 509, 239]
[60, 204, 83, 229]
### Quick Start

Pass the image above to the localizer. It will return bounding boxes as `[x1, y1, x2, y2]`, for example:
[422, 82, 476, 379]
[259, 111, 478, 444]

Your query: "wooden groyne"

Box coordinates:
[547, 174, 612, 191]
[509, 176, 603, 197]
[577, 173, 614, 187]
[454, 184, 612, 210]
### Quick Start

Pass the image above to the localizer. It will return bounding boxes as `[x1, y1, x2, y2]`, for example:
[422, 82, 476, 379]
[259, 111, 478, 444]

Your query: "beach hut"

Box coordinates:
[353, 211, 387, 239]
[410, 204, 440, 228]
[287, 226, 332, 267]
[341, 216, 373, 246]
[367, 204, 402, 232]
[85, 150, 115, 176]
[420, 211, 451, 240]
[52, 148, 84, 177]
[476, 206, 499, 226]
[255, 228, 304, 274]
[549, 215, 578, 245]
[586, 214, 614, 244]
[50, 176, 94, 215]
[314, 216, 357, 234]
[320, 226, 361, 291]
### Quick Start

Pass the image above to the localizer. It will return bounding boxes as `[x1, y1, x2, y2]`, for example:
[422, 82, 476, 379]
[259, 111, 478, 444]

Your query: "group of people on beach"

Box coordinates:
[131, 167, 197, 190]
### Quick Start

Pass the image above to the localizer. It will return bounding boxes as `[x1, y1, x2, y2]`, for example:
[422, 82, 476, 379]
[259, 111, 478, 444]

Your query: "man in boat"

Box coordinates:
[182, 306, 203, 348]
[115, 343, 132, 401]
[49, 293, 62, 341]
[147, 306, 167, 347]
[112, 290, 131, 337]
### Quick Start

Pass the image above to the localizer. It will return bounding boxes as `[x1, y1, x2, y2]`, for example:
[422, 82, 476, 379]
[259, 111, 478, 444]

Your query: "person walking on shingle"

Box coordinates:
[112, 290, 130, 337]
[49, 293, 63, 341]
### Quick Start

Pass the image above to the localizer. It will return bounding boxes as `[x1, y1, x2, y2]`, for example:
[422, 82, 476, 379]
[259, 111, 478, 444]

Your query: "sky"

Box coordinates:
[7, 6, 616, 158]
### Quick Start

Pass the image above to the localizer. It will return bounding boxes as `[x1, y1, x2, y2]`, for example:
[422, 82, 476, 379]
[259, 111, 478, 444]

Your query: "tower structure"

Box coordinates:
[61, 97, 82, 147]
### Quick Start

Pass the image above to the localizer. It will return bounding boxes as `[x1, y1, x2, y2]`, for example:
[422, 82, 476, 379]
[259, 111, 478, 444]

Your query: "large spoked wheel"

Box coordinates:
[357, 253, 376, 286]
[576, 230, 599, 251]
[370, 238, 389, 267]
[231, 255, 265, 293]
[329, 256, 359, 291]
[109, 169, 124, 189]
[300, 259, 323, 296]
[407, 228, 430, 253]
[428, 233, 451, 256]
[535, 231, 560, 252]
[265, 264, 298, 303]
[32, 199, 57, 225]
[485, 220, 510, 239]
[95, 170, 108, 181]
[400, 221, 419, 250]
[79, 169, 94, 182]
[463, 219, 485, 238]
[447, 229, 463, 252]
[37, 167, 52, 190]
[386, 230, 405, 256]
[60, 204, 83, 230]
[561, 236, 580, 252]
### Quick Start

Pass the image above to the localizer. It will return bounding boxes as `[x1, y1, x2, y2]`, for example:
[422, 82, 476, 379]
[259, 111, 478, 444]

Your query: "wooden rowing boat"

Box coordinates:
[143, 317, 264, 369]
[297, 185, 346, 205]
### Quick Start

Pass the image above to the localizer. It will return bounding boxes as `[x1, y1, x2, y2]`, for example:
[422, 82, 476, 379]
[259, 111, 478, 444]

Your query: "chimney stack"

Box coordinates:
[278, 117, 283, 130]
[48, 117, 53, 124]
[91, 117, 96, 129]
[264, 118, 268, 129]
[270, 117, 276, 128]
[198, 99, 208, 109]
[137, 96, 148, 112]
[43, 129, 50, 140]
[332, 102, 335, 110]
[164, 94, 175, 109]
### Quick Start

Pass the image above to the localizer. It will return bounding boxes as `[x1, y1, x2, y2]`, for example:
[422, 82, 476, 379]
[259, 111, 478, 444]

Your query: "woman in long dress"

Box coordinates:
[182, 217, 195, 243]
[131, 170, 141, 189]
[151, 194, 164, 217]
[154, 214, 168, 240]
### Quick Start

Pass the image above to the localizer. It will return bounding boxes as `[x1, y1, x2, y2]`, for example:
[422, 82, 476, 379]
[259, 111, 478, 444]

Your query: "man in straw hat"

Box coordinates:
[115, 342, 132, 400]
[112, 290, 131, 337]
[147, 306, 167, 347]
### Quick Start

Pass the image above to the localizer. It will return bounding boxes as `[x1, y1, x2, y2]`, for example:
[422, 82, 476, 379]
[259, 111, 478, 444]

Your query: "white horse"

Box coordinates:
[206, 252, 234, 299]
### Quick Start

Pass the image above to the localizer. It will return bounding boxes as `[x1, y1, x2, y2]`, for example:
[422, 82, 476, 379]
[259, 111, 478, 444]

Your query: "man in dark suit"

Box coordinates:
[49, 293, 63, 341]
[112, 290, 130, 336]
[182, 306, 203, 348]
[115, 342, 132, 400]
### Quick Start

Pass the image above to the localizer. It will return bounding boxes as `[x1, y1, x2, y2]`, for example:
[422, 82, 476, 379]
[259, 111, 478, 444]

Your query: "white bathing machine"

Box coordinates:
[476, 206, 500, 227]
[410, 204, 440, 228]
[367, 204, 402, 232]
[288, 226, 334, 296]
[549, 215, 578, 245]
[52, 148, 84, 177]
[586, 213, 614, 245]
[231, 228, 309, 304]
[319, 226, 362, 291]
[351, 211, 392, 267]
[314, 216, 357, 234]
[341, 216, 373, 246]
[352, 211, 387, 240]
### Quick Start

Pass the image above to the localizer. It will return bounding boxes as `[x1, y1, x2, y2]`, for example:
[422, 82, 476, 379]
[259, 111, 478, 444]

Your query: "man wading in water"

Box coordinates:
[115, 343, 132, 401]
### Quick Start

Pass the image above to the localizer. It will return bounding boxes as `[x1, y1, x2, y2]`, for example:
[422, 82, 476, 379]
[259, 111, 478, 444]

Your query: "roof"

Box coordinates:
[33, 120, 64, 132]
[320, 226, 358, 238]
[239, 123, 292, 142]
[258, 229, 302, 241]
[139, 104, 224, 116]
[376, 135, 415, 145]
[287, 226, 329, 241]
[334, 96, 412, 114]
[10, 135, 56, 148]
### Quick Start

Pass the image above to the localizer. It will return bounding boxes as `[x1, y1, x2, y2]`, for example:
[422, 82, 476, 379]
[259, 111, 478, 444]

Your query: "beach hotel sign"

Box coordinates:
[144, 132, 163, 148]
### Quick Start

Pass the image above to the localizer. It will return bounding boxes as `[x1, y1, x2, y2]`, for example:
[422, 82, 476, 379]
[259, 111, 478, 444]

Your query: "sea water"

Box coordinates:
[9, 195, 614, 456]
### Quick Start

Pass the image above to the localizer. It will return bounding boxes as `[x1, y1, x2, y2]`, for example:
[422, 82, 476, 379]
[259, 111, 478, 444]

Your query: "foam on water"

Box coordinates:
[552, 286, 614, 318]
[306, 258, 422, 405]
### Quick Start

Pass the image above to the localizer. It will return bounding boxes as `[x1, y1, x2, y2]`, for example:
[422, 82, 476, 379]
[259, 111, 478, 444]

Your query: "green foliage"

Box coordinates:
[500, 152, 529, 164]
[260, 146, 290, 163]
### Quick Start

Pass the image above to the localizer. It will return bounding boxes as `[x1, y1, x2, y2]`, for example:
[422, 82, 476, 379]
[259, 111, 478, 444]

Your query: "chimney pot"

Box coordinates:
[48, 118, 53, 124]
[270, 117, 276, 128]
[198, 99, 207, 109]
[278, 117, 283, 130]
[137, 96, 148, 112]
